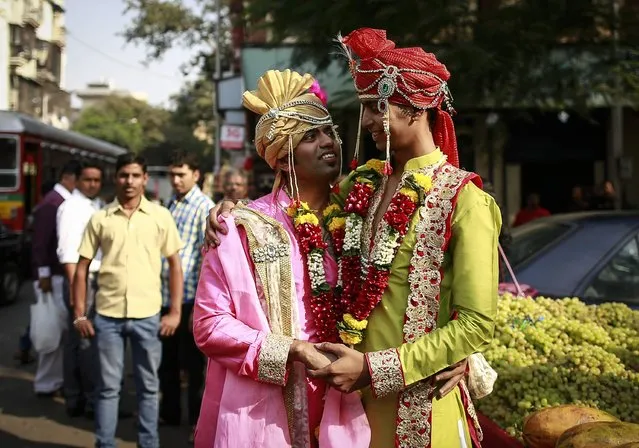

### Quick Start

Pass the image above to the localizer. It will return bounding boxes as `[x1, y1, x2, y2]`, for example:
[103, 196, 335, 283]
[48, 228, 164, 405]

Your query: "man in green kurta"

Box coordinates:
[309, 28, 502, 448]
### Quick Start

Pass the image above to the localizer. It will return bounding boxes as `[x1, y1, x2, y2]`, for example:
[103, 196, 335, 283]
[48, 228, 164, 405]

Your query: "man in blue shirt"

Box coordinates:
[160, 151, 214, 442]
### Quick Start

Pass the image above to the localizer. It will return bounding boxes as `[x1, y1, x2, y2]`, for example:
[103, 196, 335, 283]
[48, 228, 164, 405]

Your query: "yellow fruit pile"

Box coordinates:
[476, 294, 639, 439]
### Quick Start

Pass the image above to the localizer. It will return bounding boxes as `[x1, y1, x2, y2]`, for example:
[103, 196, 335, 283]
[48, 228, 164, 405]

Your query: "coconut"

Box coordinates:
[555, 421, 639, 448]
[522, 405, 619, 448]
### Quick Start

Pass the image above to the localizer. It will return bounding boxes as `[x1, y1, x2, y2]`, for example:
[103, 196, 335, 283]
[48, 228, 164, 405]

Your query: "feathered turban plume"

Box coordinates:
[242, 69, 338, 195]
[337, 28, 459, 171]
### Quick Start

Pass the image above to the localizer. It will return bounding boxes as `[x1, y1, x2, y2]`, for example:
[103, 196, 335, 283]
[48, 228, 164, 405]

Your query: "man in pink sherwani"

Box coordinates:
[192, 70, 370, 448]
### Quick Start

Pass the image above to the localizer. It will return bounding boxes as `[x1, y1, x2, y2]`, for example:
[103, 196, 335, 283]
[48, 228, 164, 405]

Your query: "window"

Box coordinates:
[50, 46, 61, 80]
[0, 137, 19, 190]
[9, 25, 22, 45]
[584, 235, 639, 305]
[506, 222, 573, 267]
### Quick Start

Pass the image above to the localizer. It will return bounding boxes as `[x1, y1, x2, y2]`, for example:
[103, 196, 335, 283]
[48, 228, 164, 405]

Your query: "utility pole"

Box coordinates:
[212, 0, 223, 177]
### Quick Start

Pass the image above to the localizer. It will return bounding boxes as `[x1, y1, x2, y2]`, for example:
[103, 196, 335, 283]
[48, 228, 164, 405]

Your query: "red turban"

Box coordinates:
[341, 28, 459, 168]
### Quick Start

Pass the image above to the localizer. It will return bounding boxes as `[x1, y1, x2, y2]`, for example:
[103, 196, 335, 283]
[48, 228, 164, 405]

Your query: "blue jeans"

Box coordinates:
[94, 313, 162, 448]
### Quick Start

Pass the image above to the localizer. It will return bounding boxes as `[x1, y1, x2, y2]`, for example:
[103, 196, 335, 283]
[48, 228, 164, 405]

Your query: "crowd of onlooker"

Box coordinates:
[14, 153, 251, 447]
[513, 180, 620, 228]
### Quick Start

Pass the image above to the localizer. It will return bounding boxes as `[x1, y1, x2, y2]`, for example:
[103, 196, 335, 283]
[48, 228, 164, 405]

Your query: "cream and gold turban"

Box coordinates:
[242, 69, 334, 191]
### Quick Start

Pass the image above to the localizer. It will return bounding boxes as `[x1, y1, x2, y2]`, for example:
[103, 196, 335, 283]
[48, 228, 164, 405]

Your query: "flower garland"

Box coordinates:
[286, 201, 340, 342]
[286, 160, 433, 345]
[324, 160, 434, 345]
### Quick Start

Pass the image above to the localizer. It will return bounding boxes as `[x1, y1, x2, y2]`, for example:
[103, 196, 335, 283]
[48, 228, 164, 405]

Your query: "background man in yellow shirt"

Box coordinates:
[72, 153, 184, 448]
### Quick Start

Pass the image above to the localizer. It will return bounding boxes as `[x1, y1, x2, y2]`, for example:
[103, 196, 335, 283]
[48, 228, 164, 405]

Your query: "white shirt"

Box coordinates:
[54, 183, 73, 201]
[56, 189, 103, 273]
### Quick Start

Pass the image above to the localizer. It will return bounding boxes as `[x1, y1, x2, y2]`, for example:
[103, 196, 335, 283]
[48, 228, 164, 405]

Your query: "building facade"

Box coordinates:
[74, 79, 148, 111]
[0, 0, 70, 129]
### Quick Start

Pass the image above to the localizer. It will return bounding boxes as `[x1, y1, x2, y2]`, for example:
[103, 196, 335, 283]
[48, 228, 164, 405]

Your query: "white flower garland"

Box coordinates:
[343, 214, 364, 253]
[307, 250, 325, 291]
[361, 256, 370, 278]
[370, 229, 401, 267]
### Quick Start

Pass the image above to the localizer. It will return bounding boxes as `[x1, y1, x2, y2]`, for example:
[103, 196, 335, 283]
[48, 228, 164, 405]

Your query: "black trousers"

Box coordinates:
[159, 303, 205, 426]
[63, 275, 98, 412]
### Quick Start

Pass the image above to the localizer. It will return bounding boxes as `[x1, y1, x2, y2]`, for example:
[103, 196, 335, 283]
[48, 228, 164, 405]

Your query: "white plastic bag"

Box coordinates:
[30, 289, 65, 354]
[467, 352, 498, 400]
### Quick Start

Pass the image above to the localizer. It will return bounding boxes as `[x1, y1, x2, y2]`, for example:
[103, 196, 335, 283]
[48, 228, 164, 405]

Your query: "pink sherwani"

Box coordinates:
[193, 192, 370, 448]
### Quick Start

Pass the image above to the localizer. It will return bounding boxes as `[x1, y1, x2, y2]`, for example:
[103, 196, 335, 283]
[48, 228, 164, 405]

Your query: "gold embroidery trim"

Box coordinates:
[396, 383, 435, 448]
[403, 165, 469, 343]
[234, 205, 300, 441]
[396, 165, 474, 448]
[257, 333, 294, 385]
[366, 348, 405, 398]
[236, 206, 294, 337]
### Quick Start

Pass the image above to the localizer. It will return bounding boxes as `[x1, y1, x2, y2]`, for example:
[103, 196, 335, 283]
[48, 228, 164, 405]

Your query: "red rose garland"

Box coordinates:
[286, 161, 434, 346]
[287, 201, 340, 342]
[325, 161, 434, 344]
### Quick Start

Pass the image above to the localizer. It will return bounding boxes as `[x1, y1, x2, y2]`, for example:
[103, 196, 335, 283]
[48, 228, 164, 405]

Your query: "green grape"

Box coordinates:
[476, 295, 639, 441]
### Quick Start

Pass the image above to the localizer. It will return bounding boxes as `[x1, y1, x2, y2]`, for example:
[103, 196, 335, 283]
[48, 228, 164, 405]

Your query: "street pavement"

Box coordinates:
[0, 283, 193, 447]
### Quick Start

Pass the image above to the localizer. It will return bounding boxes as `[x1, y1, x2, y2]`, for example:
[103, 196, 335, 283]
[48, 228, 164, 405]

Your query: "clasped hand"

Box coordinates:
[292, 341, 469, 398]
[291, 341, 371, 394]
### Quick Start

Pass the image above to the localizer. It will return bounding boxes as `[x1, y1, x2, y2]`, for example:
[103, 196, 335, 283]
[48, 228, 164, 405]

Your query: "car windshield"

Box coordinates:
[506, 221, 574, 267]
[584, 235, 639, 306]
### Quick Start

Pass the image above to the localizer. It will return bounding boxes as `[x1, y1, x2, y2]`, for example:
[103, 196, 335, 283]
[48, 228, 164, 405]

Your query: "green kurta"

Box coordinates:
[337, 150, 502, 447]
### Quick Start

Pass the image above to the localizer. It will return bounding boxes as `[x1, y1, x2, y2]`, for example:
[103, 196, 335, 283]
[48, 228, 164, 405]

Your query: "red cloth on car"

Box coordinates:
[477, 411, 525, 447]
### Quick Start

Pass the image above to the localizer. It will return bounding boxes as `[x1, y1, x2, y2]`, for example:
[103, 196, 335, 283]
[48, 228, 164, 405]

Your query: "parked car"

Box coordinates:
[504, 211, 639, 309]
[0, 221, 21, 304]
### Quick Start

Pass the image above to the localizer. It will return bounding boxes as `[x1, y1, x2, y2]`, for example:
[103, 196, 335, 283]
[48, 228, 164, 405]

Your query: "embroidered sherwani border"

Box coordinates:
[234, 205, 307, 445]
[460, 379, 484, 442]
[258, 333, 294, 386]
[366, 348, 405, 398]
[403, 164, 472, 342]
[396, 163, 482, 448]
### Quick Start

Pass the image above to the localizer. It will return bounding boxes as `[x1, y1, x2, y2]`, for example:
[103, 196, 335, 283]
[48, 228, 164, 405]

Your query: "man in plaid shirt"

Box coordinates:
[160, 151, 214, 443]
